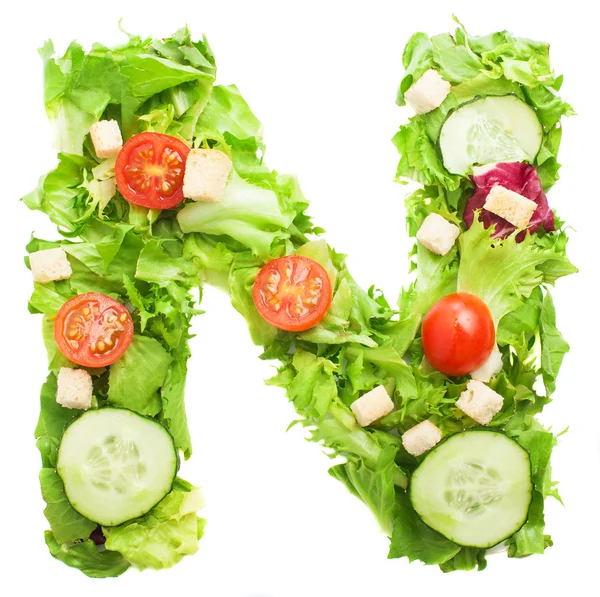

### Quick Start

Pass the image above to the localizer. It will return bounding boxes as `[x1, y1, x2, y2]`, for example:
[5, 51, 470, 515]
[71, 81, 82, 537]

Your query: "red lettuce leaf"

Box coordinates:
[463, 162, 555, 242]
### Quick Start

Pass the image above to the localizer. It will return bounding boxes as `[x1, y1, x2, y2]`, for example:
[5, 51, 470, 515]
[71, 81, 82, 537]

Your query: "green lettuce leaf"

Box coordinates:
[196, 84, 262, 141]
[396, 33, 435, 105]
[539, 290, 569, 396]
[103, 484, 205, 571]
[227, 254, 280, 346]
[45, 531, 130, 578]
[136, 239, 199, 286]
[329, 447, 398, 535]
[430, 33, 483, 82]
[161, 347, 193, 459]
[177, 172, 294, 256]
[39, 468, 96, 544]
[40, 27, 216, 151]
[39, 41, 112, 155]
[23, 153, 94, 233]
[267, 351, 338, 419]
[517, 429, 560, 501]
[497, 287, 543, 350]
[388, 490, 460, 564]
[504, 428, 558, 557]
[35, 374, 79, 442]
[108, 336, 173, 416]
[400, 243, 459, 320]
[506, 491, 551, 557]
[439, 547, 487, 572]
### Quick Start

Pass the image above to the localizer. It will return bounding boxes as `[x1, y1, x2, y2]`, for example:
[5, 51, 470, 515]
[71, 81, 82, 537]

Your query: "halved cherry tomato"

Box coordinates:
[115, 132, 190, 209]
[54, 293, 134, 367]
[252, 256, 332, 332]
[421, 292, 495, 377]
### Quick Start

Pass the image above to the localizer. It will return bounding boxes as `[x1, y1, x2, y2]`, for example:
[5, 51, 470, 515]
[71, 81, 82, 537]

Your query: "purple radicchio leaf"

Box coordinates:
[463, 162, 555, 242]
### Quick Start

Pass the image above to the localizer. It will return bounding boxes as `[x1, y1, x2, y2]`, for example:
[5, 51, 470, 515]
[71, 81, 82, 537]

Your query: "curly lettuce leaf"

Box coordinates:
[267, 351, 338, 419]
[392, 115, 463, 190]
[305, 402, 408, 489]
[457, 217, 576, 323]
[400, 242, 459, 321]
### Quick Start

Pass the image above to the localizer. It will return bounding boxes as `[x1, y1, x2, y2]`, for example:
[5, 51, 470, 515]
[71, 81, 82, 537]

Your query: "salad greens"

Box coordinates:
[389, 20, 574, 567]
[23, 20, 574, 577]
[395, 17, 573, 192]
[25, 28, 216, 576]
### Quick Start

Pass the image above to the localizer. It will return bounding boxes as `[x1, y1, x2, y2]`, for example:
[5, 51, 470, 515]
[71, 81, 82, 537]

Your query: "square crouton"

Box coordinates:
[416, 213, 461, 256]
[30, 248, 72, 284]
[351, 385, 394, 427]
[404, 69, 451, 114]
[402, 420, 443, 457]
[183, 149, 233, 202]
[56, 368, 93, 410]
[90, 120, 123, 159]
[456, 380, 504, 426]
[484, 185, 537, 229]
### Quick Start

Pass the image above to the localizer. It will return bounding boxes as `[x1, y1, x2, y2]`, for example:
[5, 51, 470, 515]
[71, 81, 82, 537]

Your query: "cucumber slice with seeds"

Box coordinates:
[439, 95, 543, 175]
[57, 408, 178, 527]
[410, 430, 533, 548]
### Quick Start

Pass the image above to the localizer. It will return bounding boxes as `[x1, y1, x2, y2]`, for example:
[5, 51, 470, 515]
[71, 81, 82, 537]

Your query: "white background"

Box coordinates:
[1, 1, 598, 595]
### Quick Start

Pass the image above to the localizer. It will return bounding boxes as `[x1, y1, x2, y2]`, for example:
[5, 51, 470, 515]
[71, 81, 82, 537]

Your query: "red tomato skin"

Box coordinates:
[421, 292, 495, 377]
[252, 256, 332, 332]
[115, 132, 190, 210]
[54, 293, 134, 368]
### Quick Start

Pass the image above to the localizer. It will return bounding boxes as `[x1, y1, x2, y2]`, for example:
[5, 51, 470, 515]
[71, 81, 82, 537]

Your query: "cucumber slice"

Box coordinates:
[57, 408, 178, 527]
[439, 95, 543, 175]
[410, 431, 532, 548]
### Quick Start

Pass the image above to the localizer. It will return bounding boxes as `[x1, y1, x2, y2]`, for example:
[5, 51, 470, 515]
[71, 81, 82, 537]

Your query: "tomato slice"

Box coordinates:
[115, 132, 190, 209]
[252, 256, 332, 332]
[421, 292, 495, 377]
[54, 293, 134, 368]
